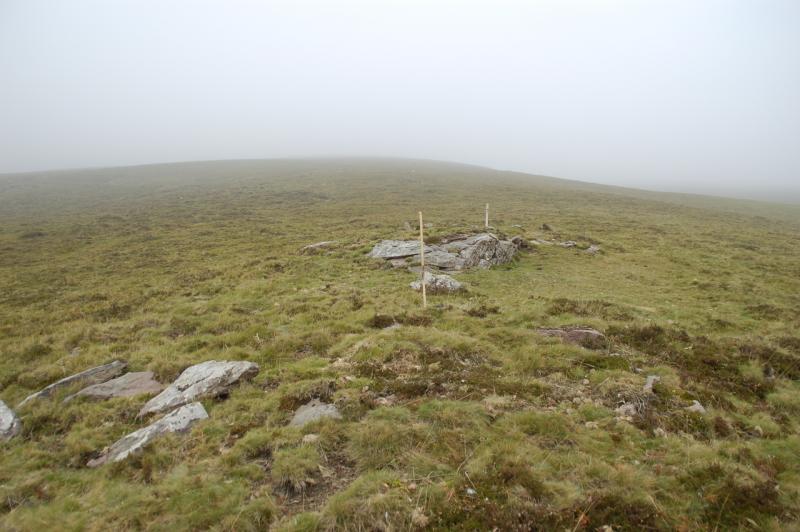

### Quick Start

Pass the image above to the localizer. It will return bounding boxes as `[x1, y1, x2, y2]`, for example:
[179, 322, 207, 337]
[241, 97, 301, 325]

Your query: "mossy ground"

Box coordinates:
[1, 159, 799, 530]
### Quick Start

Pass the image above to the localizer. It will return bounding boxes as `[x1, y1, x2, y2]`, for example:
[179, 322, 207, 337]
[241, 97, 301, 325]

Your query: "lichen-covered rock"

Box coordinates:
[138, 360, 259, 417]
[65, 371, 164, 403]
[368, 233, 520, 272]
[1, 400, 22, 441]
[88, 402, 208, 467]
[410, 271, 464, 293]
[18, 360, 127, 408]
[289, 399, 342, 427]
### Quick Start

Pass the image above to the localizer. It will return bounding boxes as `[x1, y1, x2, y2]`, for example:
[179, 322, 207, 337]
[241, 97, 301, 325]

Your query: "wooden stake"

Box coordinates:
[485, 203, 489, 228]
[418, 211, 427, 308]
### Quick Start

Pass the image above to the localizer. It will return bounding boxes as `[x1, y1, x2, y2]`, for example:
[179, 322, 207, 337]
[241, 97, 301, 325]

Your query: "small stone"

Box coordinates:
[1, 400, 22, 441]
[410, 271, 463, 293]
[585, 421, 599, 429]
[643, 375, 661, 394]
[407, 482, 417, 492]
[581, 378, 590, 385]
[753, 425, 764, 437]
[653, 428, 667, 438]
[615, 403, 637, 417]
[559, 241, 577, 248]
[585, 245, 601, 254]
[465, 488, 477, 497]
[300, 241, 337, 255]
[686, 400, 706, 414]
[289, 399, 342, 427]
[302, 434, 320, 445]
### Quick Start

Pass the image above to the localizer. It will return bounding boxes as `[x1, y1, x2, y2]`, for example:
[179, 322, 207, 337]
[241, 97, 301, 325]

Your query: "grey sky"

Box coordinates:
[1, 0, 798, 200]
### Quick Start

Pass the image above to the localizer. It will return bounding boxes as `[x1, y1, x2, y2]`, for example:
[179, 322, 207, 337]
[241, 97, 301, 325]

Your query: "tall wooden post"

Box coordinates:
[418, 211, 427, 308]
[485, 203, 489, 228]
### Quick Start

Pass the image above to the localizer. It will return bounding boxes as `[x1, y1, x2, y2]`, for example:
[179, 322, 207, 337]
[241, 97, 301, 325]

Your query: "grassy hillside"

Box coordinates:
[1, 158, 799, 530]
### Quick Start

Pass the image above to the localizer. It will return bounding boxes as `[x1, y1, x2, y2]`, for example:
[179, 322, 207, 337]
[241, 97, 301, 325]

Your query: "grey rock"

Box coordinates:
[615, 403, 637, 417]
[289, 399, 342, 427]
[686, 400, 706, 414]
[369, 233, 519, 272]
[138, 360, 259, 417]
[300, 241, 337, 254]
[537, 327, 606, 349]
[368, 240, 432, 259]
[586, 245, 601, 254]
[87, 402, 208, 467]
[410, 271, 464, 293]
[65, 371, 164, 403]
[1, 400, 22, 441]
[643, 375, 661, 394]
[559, 241, 578, 248]
[18, 360, 127, 408]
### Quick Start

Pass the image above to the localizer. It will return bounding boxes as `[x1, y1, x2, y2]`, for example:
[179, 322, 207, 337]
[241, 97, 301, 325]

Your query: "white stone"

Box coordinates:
[289, 399, 341, 427]
[138, 360, 259, 417]
[88, 402, 208, 467]
[1, 400, 22, 441]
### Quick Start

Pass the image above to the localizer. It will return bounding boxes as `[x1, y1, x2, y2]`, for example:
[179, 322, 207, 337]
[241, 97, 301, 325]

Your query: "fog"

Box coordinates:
[1, 0, 798, 201]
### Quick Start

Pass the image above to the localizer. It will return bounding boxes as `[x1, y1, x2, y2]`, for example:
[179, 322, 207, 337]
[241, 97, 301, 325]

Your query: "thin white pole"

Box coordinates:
[418, 211, 427, 308]
[485, 203, 489, 228]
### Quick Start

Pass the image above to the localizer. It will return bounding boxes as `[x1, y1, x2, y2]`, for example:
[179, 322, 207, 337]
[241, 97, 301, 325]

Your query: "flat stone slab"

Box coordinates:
[537, 327, 606, 349]
[368, 233, 520, 272]
[289, 399, 342, 427]
[138, 360, 259, 417]
[1, 400, 22, 441]
[410, 271, 464, 293]
[65, 371, 165, 403]
[18, 360, 127, 408]
[88, 402, 208, 467]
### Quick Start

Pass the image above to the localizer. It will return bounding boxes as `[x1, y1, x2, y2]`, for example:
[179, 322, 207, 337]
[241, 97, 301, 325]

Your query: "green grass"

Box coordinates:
[1, 158, 799, 530]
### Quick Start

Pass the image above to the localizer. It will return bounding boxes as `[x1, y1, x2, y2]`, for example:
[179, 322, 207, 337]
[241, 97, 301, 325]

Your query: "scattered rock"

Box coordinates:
[369, 232, 520, 272]
[653, 427, 667, 438]
[686, 400, 706, 414]
[65, 371, 165, 403]
[87, 402, 208, 467]
[302, 433, 320, 445]
[585, 245, 601, 255]
[138, 360, 259, 417]
[643, 375, 661, 394]
[559, 241, 577, 248]
[289, 399, 342, 427]
[537, 327, 606, 349]
[300, 241, 337, 254]
[615, 403, 637, 417]
[410, 271, 464, 293]
[1, 400, 22, 441]
[18, 360, 127, 408]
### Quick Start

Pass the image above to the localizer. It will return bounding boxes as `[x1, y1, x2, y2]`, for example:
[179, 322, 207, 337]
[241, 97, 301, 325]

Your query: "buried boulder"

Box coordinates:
[1, 400, 22, 441]
[64, 371, 165, 403]
[87, 402, 208, 467]
[289, 399, 342, 427]
[18, 360, 127, 408]
[138, 360, 259, 417]
[410, 271, 464, 294]
[537, 327, 607, 349]
[368, 232, 521, 272]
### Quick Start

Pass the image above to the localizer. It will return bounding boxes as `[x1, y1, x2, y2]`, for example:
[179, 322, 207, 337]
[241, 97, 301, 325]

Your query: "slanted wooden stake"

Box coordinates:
[485, 203, 489, 228]
[418, 211, 427, 308]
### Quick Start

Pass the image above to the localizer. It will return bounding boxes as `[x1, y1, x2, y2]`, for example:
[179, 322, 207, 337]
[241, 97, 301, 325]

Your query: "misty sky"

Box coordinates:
[1, 0, 799, 200]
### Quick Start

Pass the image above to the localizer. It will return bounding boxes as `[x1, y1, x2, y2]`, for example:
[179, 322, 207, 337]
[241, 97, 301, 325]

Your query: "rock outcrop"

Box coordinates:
[65, 371, 164, 403]
[18, 360, 127, 408]
[1, 400, 22, 441]
[368, 233, 520, 272]
[410, 271, 464, 293]
[138, 360, 259, 417]
[88, 402, 208, 467]
[289, 399, 342, 427]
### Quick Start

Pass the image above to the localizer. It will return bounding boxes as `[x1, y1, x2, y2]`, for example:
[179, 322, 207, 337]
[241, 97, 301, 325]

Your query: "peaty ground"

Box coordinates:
[1, 158, 799, 530]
